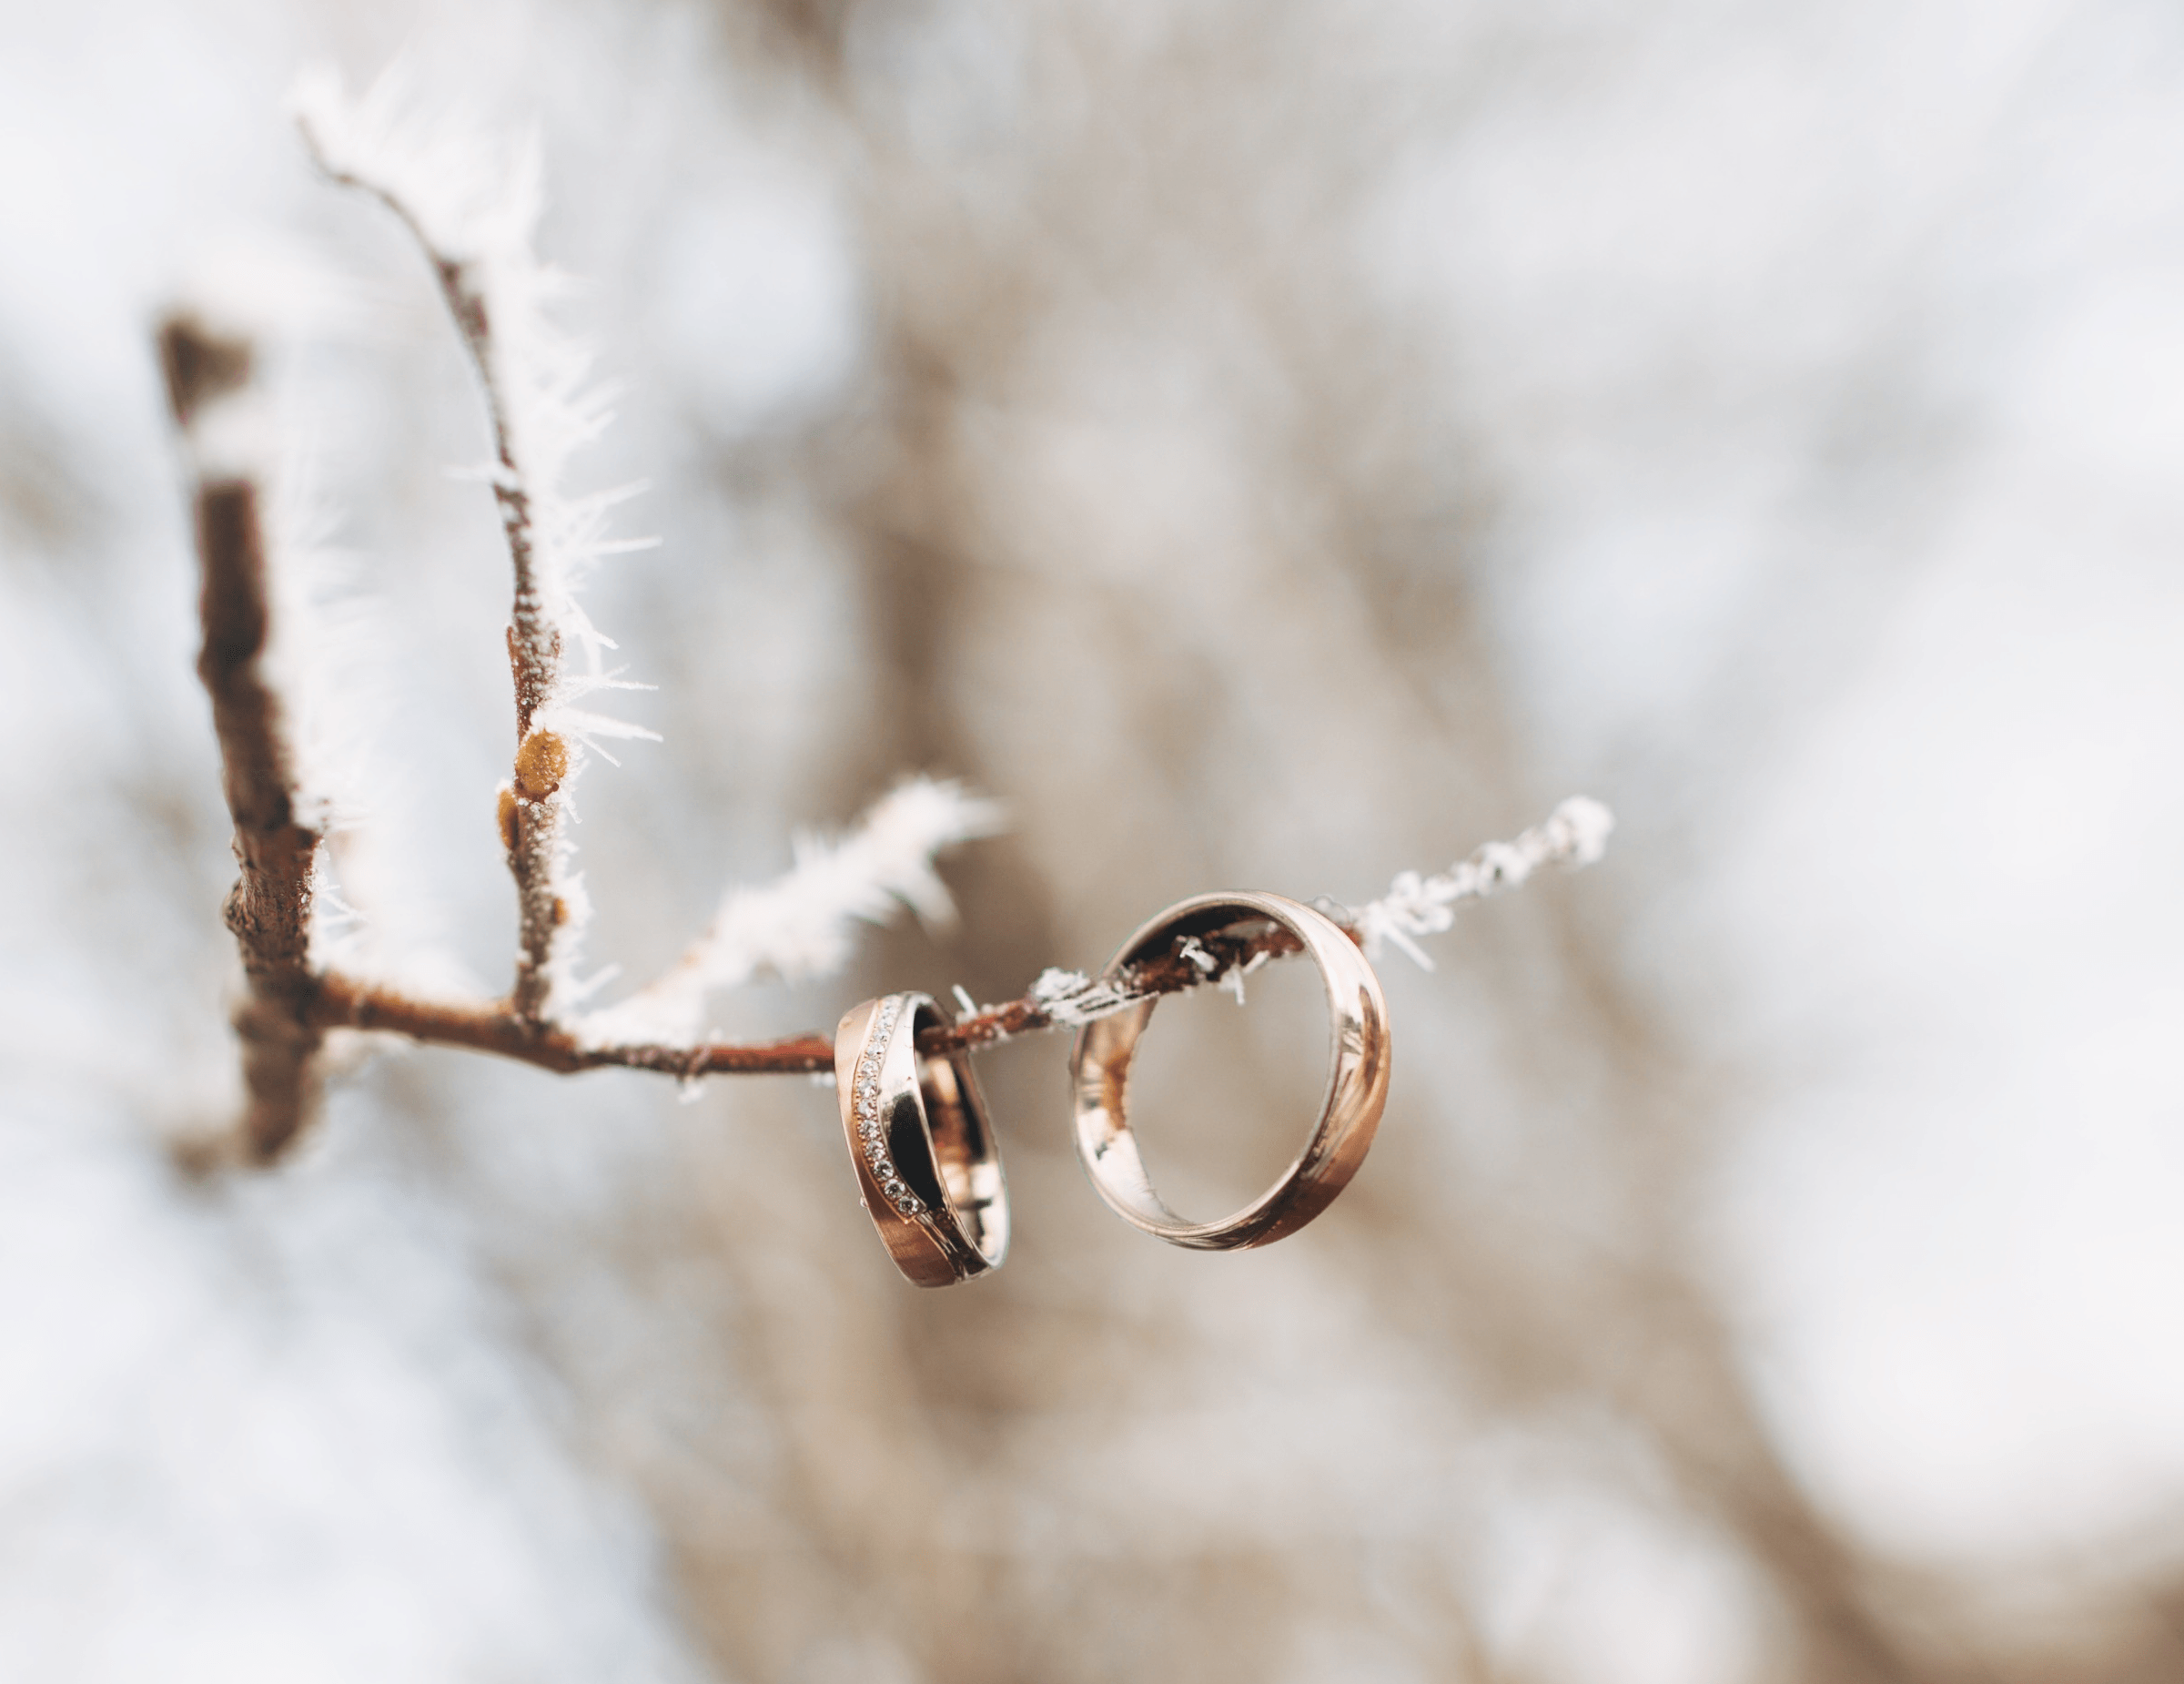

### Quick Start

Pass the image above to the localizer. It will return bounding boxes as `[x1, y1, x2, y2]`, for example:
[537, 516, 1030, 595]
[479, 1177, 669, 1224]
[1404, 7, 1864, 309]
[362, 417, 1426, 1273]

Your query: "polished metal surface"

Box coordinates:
[835, 992, 1010, 1287]
[1069, 892, 1391, 1251]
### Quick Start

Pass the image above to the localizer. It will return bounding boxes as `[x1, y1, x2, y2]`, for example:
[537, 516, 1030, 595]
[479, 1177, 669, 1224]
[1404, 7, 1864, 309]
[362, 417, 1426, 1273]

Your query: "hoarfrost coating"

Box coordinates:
[1351, 796, 1616, 969]
[577, 776, 1006, 1048]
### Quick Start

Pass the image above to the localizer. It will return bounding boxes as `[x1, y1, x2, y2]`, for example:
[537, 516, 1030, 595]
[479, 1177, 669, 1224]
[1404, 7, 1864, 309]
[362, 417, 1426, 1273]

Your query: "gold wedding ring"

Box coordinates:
[1069, 892, 1391, 1251]
[835, 992, 1010, 1287]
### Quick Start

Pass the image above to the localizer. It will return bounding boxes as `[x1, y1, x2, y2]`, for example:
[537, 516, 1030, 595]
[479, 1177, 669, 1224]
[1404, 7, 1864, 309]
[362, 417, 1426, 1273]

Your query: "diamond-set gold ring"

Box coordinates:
[834, 991, 1010, 1288]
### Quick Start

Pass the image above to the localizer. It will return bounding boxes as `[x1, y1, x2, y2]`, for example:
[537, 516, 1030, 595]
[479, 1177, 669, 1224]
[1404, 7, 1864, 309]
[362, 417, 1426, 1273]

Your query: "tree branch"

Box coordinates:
[305, 915, 1307, 1078]
[160, 313, 326, 1163]
[300, 792, 1616, 1082]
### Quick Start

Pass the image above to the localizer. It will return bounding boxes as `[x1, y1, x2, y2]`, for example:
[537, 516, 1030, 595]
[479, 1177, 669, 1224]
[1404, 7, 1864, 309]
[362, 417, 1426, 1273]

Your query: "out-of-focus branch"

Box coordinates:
[160, 313, 325, 1164]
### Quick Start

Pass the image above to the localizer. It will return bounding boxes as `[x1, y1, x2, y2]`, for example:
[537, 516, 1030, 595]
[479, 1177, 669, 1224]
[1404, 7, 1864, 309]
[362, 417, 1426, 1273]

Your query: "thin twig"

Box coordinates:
[298, 129, 571, 1024]
[308, 918, 1310, 1078]
[297, 799, 1609, 1080]
[160, 313, 326, 1162]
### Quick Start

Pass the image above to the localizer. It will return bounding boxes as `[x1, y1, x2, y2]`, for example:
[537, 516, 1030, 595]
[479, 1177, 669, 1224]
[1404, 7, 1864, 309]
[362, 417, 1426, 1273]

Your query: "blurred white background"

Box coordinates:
[3, 1, 2181, 1679]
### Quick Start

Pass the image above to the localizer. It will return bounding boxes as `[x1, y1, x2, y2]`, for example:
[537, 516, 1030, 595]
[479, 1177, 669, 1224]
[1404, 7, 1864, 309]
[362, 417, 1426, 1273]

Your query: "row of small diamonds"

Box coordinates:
[854, 999, 925, 1216]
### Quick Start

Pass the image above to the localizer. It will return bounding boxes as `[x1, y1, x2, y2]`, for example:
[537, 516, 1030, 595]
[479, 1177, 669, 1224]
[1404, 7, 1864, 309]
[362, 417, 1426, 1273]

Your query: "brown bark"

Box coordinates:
[162, 315, 326, 1162]
[303, 915, 1309, 1078]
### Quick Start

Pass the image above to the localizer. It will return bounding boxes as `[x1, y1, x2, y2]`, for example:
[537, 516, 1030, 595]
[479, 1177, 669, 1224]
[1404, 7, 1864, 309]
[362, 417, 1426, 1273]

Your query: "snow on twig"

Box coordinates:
[576, 779, 1006, 1049]
[291, 68, 627, 692]
[298, 797, 1616, 1083]
[928, 798, 1618, 1050]
[1348, 796, 1615, 969]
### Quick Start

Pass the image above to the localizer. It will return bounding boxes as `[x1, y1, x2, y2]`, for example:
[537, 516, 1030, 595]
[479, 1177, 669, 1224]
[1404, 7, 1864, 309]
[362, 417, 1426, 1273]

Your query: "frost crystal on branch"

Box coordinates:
[578, 779, 1006, 1049]
[1349, 797, 1616, 969]
[1026, 968, 1140, 1026]
[290, 69, 626, 684]
[940, 799, 1619, 1044]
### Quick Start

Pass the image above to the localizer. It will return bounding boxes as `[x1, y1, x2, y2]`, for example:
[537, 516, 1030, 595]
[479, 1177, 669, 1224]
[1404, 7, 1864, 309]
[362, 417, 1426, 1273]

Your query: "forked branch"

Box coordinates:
[171, 75, 1614, 1165]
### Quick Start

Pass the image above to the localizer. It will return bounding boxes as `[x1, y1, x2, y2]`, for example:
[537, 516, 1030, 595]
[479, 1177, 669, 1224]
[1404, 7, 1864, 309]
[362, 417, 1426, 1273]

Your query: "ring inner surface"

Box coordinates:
[885, 1003, 947, 1211]
[1126, 905, 1283, 965]
[911, 1001, 1007, 1259]
[1093, 901, 1332, 1230]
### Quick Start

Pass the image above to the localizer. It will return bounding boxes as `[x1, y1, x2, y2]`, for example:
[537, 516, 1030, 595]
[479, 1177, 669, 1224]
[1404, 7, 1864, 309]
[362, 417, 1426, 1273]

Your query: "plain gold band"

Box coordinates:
[836, 992, 1010, 1287]
[1068, 892, 1391, 1251]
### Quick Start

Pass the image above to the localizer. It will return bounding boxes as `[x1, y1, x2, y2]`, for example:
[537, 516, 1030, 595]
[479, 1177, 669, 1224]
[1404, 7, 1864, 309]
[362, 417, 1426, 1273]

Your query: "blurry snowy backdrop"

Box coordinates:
[4, 0, 2183, 1679]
